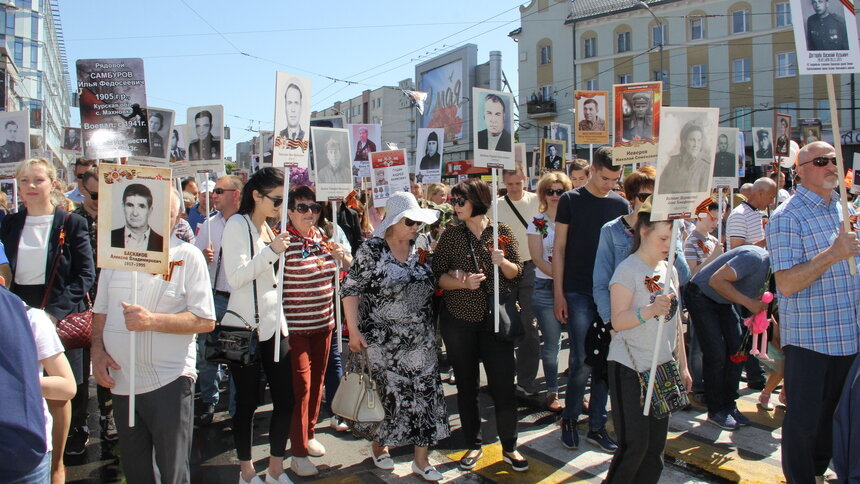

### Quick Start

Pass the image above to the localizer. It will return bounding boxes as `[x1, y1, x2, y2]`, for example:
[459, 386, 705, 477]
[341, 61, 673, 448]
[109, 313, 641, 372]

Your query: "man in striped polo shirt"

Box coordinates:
[726, 177, 777, 250]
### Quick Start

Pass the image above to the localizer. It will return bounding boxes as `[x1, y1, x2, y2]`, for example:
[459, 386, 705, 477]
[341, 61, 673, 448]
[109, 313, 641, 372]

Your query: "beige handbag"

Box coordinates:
[332, 350, 385, 423]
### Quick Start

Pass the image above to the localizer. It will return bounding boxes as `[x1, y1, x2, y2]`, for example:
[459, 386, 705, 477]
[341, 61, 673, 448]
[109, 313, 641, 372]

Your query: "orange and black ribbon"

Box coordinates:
[345, 190, 360, 210]
[487, 235, 512, 257]
[163, 260, 184, 281]
[697, 239, 711, 256]
[416, 248, 431, 265]
[644, 275, 661, 293]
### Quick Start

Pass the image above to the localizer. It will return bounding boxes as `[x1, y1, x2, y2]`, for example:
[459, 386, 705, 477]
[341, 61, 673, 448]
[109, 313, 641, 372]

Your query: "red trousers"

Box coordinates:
[289, 330, 332, 456]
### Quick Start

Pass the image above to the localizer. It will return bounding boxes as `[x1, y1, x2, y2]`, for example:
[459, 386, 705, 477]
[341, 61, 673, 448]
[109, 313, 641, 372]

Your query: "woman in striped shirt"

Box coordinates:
[281, 185, 352, 477]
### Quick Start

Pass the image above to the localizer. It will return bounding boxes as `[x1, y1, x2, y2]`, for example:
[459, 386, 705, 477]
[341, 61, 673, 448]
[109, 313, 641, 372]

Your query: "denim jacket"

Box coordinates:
[592, 216, 691, 322]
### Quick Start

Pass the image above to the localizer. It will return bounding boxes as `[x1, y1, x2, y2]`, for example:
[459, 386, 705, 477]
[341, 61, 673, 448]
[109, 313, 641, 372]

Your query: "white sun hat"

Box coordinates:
[372, 191, 440, 238]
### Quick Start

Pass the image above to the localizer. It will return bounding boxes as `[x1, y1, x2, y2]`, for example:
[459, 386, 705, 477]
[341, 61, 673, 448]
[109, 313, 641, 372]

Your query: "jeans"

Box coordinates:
[533, 278, 562, 392]
[7, 451, 50, 484]
[685, 284, 743, 415]
[323, 328, 343, 414]
[196, 292, 228, 405]
[561, 292, 608, 431]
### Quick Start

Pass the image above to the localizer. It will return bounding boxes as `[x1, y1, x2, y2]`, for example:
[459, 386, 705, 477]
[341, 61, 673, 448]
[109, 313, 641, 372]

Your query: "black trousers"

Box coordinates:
[440, 305, 518, 453]
[604, 361, 668, 484]
[782, 345, 856, 483]
[229, 334, 293, 461]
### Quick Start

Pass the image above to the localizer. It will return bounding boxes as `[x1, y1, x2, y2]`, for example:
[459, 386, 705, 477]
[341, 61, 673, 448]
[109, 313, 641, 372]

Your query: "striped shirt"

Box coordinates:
[684, 230, 718, 267]
[281, 225, 337, 335]
[726, 202, 764, 249]
[766, 187, 860, 356]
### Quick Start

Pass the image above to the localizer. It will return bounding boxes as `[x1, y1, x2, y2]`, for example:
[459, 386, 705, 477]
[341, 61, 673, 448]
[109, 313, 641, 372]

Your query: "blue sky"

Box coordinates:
[60, 1, 527, 158]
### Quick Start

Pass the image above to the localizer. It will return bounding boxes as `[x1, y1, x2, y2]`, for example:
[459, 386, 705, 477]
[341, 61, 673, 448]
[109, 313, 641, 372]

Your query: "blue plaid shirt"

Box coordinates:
[766, 187, 860, 356]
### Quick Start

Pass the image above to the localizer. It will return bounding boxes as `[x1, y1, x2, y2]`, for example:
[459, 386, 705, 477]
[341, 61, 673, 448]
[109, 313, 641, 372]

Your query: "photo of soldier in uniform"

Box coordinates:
[187, 107, 223, 161]
[0, 112, 29, 176]
[169, 126, 187, 162]
[714, 132, 737, 178]
[775, 114, 792, 157]
[754, 127, 774, 164]
[541, 139, 565, 171]
[62, 127, 82, 152]
[578, 98, 606, 132]
[805, 0, 849, 51]
[658, 119, 713, 194]
[622, 92, 654, 141]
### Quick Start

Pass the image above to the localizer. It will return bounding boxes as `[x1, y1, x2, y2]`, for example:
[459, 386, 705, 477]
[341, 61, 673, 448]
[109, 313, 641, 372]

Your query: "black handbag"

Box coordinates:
[204, 216, 260, 367]
[465, 228, 522, 341]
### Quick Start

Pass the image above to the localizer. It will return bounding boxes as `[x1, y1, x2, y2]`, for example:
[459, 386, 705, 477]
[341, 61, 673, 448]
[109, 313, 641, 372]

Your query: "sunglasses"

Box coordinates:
[403, 218, 422, 227]
[263, 193, 283, 207]
[212, 187, 237, 195]
[84, 187, 98, 201]
[450, 197, 467, 207]
[545, 189, 565, 196]
[635, 193, 652, 202]
[294, 202, 322, 214]
[799, 156, 837, 167]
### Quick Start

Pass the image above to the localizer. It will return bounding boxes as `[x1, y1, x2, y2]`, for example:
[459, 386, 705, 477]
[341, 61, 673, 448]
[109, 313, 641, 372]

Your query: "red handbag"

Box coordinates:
[42, 213, 92, 350]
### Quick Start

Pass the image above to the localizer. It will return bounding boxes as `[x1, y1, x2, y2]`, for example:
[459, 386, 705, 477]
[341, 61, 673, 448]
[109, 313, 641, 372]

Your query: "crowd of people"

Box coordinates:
[2, 139, 860, 484]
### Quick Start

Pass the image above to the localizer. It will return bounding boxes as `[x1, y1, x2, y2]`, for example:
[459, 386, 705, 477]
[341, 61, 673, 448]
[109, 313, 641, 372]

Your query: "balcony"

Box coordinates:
[527, 99, 557, 118]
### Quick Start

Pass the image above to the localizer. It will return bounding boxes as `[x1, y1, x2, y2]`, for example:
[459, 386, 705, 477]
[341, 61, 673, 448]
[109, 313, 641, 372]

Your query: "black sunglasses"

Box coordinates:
[635, 193, 652, 202]
[84, 187, 98, 201]
[212, 187, 237, 195]
[403, 218, 422, 227]
[263, 193, 283, 207]
[545, 189, 565, 196]
[799, 156, 837, 167]
[76, 173, 85, 180]
[294, 202, 322, 214]
[450, 197, 467, 207]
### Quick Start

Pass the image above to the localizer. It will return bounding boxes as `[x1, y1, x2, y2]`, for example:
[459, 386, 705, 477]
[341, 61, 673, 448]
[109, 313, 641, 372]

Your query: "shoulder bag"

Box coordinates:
[204, 215, 260, 367]
[43, 212, 92, 350]
[332, 350, 385, 423]
[464, 227, 523, 341]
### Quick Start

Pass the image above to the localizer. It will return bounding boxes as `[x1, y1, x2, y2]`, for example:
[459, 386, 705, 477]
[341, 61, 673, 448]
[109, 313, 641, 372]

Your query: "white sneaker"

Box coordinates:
[264, 471, 292, 484]
[412, 461, 443, 481]
[238, 472, 264, 484]
[330, 417, 349, 432]
[290, 456, 319, 477]
[372, 452, 395, 470]
[307, 438, 326, 457]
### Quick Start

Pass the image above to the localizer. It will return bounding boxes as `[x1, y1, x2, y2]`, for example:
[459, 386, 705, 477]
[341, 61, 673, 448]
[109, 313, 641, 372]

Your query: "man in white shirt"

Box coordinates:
[726, 177, 777, 249]
[92, 189, 215, 484]
[495, 165, 541, 396]
[193, 175, 243, 425]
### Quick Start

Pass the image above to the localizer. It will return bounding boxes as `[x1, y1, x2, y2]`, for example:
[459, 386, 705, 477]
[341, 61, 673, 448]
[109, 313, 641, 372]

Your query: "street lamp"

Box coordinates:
[636, 1, 664, 84]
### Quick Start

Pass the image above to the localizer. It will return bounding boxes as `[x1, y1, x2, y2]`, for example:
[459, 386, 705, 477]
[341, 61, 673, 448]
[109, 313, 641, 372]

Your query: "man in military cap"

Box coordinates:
[756, 129, 773, 160]
[622, 92, 653, 141]
[806, 0, 849, 51]
[578, 98, 606, 132]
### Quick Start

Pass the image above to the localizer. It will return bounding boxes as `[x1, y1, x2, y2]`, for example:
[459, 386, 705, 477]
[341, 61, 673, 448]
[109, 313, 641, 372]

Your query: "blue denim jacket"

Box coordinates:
[592, 216, 691, 322]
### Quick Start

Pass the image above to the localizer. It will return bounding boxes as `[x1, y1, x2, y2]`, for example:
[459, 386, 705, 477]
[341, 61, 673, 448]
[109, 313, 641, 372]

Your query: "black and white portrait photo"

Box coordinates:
[0, 111, 30, 177]
[62, 127, 82, 152]
[753, 127, 774, 165]
[541, 139, 565, 171]
[775, 113, 792, 157]
[790, 0, 860, 74]
[169, 124, 187, 162]
[273, 73, 312, 168]
[804, 0, 849, 51]
[311, 127, 352, 200]
[187, 105, 223, 161]
[714, 128, 738, 179]
[146, 108, 174, 161]
[416, 127, 444, 183]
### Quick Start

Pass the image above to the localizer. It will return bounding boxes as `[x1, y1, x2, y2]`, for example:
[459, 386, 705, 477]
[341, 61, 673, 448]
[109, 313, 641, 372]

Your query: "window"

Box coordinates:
[539, 85, 553, 101]
[540, 44, 552, 65]
[29, 43, 37, 68]
[691, 64, 707, 87]
[690, 17, 704, 40]
[732, 58, 751, 82]
[732, 10, 750, 33]
[618, 74, 631, 84]
[617, 31, 631, 53]
[652, 24, 666, 47]
[734, 106, 752, 131]
[6, 11, 15, 34]
[818, 99, 831, 124]
[31, 12, 38, 39]
[776, 52, 797, 77]
[586, 79, 598, 90]
[13, 37, 23, 65]
[584, 37, 597, 58]
[18, 0, 32, 9]
[775, 2, 792, 26]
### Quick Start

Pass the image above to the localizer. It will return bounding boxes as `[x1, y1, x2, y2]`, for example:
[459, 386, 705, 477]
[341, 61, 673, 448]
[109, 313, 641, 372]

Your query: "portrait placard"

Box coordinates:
[737, 131, 747, 178]
[652, 107, 720, 221]
[540, 139, 566, 171]
[416, 127, 444, 184]
[349, 123, 381, 178]
[132, 107, 175, 167]
[800, 118, 822, 145]
[169, 124, 192, 178]
[97, 164, 171, 274]
[472, 87, 514, 169]
[0, 111, 31, 177]
[273, 73, 311, 168]
[76, 58, 149, 159]
[312, 127, 352, 201]
[612, 82, 662, 165]
[370, 149, 409, 203]
[550, 122, 572, 158]
[308, 117, 344, 172]
[852, 153, 860, 194]
[187, 105, 224, 172]
[774, 113, 793, 157]
[61, 127, 82, 154]
[1, 179, 16, 210]
[574, 90, 610, 145]
[752, 127, 774, 165]
[713, 127, 740, 189]
[258, 131, 274, 168]
[790, 0, 860, 75]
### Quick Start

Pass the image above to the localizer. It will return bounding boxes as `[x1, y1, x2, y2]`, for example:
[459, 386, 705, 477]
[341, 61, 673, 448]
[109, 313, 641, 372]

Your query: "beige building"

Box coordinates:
[511, 0, 859, 153]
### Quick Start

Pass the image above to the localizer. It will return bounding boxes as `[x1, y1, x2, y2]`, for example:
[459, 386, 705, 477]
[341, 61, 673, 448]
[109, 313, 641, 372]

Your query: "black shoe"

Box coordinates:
[100, 415, 118, 442]
[199, 404, 215, 426]
[748, 380, 766, 391]
[502, 452, 529, 472]
[65, 426, 89, 456]
[459, 449, 483, 470]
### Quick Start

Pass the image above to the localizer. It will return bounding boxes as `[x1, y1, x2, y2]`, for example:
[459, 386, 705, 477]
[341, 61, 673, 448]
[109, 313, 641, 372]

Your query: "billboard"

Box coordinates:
[416, 44, 477, 148]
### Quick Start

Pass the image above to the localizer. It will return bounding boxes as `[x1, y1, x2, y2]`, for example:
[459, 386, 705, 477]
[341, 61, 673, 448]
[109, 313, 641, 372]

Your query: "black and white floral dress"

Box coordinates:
[340, 237, 450, 447]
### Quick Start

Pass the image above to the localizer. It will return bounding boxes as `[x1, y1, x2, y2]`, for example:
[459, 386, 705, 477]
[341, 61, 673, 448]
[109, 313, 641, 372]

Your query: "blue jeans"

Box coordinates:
[196, 292, 227, 405]
[323, 327, 344, 414]
[562, 292, 608, 431]
[533, 278, 563, 392]
[7, 452, 50, 484]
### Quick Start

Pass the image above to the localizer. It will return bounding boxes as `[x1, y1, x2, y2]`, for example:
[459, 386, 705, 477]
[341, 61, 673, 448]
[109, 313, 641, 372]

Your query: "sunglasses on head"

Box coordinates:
[294, 202, 322, 214]
[450, 197, 467, 207]
[800, 156, 837, 167]
[263, 193, 283, 207]
[212, 187, 237, 195]
[635, 193, 652, 202]
[545, 189, 565, 196]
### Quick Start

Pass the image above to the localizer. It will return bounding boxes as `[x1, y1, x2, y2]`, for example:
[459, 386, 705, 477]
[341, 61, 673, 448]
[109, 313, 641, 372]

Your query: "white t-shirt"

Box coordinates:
[26, 306, 64, 453]
[494, 191, 539, 262]
[525, 212, 556, 279]
[93, 237, 215, 395]
[15, 215, 53, 285]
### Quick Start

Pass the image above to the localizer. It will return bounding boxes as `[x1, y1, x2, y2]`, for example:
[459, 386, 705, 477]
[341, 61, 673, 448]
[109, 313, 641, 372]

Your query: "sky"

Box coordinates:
[60, 0, 527, 158]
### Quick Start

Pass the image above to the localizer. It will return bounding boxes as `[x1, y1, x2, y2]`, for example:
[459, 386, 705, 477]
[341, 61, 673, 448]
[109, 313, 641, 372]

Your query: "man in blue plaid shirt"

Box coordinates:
[766, 141, 860, 483]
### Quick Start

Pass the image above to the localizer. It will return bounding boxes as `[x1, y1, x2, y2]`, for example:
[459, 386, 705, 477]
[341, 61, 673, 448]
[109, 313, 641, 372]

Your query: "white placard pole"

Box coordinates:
[717, 188, 723, 247]
[274, 168, 292, 362]
[492, 168, 500, 333]
[203, 173, 212, 247]
[331, 200, 343, 354]
[826, 74, 856, 275]
[129, 271, 137, 427]
[642, 219, 681, 416]
[589, 144, 593, 164]
[12, 178, 18, 212]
